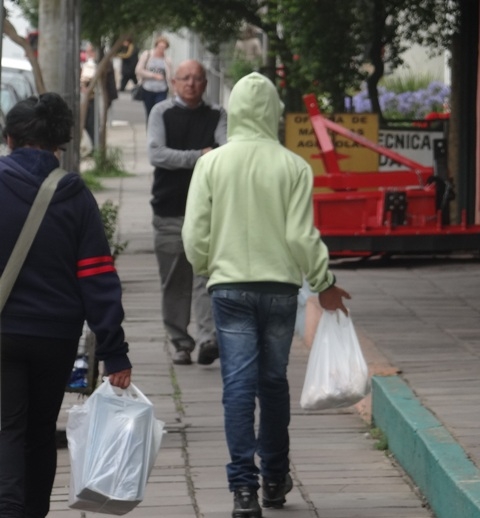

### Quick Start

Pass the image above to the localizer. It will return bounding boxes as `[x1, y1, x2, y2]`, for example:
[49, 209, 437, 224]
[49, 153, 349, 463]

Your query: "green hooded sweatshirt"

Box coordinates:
[182, 72, 334, 293]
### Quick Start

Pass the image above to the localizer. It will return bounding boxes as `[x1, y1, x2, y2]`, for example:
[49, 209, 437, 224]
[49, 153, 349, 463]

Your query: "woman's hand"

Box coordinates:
[108, 368, 132, 389]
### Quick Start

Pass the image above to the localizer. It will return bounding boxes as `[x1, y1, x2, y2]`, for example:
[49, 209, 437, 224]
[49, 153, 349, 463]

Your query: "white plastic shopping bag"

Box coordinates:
[66, 379, 165, 515]
[300, 309, 370, 410]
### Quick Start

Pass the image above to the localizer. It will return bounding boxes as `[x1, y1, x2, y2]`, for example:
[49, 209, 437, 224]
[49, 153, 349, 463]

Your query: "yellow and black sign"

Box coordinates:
[284, 113, 379, 175]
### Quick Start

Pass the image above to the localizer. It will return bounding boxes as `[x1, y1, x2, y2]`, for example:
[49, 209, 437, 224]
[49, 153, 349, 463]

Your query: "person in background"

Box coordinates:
[136, 35, 172, 118]
[147, 59, 227, 366]
[0, 92, 132, 518]
[117, 37, 139, 91]
[105, 59, 119, 109]
[182, 72, 350, 518]
[234, 24, 263, 67]
[80, 42, 97, 146]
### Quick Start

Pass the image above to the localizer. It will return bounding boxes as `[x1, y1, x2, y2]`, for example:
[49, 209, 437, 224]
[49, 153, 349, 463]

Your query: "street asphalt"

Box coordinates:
[48, 92, 480, 518]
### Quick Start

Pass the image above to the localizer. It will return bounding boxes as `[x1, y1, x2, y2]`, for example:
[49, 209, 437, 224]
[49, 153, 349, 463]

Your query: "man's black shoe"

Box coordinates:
[232, 486, 262, 517]
[262, 473, 293, 508]
[197, 340, 219, 365]
[173, 349, 192, 365]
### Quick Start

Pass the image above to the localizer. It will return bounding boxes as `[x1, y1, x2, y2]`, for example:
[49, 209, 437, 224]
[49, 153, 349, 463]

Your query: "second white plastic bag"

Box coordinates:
[66, 379, 165, 515]
[300, 309, 370, 411]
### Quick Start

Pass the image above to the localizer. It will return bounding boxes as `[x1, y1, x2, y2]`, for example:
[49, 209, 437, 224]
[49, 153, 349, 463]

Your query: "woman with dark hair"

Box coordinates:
[0, 92, 132, 518]
[117, 37, 139, 91]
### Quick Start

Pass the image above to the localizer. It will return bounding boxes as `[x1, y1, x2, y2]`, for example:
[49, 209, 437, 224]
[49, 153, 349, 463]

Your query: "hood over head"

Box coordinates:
[227, 72, 284, 141]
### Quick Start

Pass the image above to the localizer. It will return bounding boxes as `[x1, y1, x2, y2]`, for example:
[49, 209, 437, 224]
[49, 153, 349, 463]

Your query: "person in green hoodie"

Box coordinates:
[182, 72, 350, 518]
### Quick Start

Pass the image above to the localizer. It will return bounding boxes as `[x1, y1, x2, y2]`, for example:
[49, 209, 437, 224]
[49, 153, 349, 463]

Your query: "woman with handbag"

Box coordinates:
[0, 92, 132, 518]
[135, 35, 172, 118]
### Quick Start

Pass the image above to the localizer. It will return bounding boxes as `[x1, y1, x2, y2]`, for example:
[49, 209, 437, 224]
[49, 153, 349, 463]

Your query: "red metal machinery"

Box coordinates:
[303, 93, 480, 257]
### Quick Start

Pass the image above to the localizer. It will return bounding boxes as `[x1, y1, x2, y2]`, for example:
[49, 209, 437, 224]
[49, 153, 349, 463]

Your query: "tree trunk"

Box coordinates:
[276, 41, 302, 113]
[38, 0, 63, 92]
[79, 36, 127, 155]
[448, 34, 461, 223]
[3, 14, 46, 93]
[366, 0, 386, 121]
[99, 68, 109, 154]
[366, 49, 383, 119]
[258, 18, 277, 87]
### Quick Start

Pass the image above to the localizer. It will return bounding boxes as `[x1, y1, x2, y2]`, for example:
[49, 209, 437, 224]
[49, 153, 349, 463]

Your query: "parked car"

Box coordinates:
[0, 81, 21, 155]
[0, 82, 22, 114]
[0, 57, 38, 155]
[1, 57, 37, 101]
[0, 57, 36, 151]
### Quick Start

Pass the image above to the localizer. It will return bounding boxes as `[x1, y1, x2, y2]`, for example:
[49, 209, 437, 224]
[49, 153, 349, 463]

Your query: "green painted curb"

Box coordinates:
[372, 375, 480, 518]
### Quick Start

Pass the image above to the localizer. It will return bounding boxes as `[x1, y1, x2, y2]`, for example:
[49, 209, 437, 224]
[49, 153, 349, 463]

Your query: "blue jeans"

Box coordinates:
[142, 88, 168, 118]
[211, 289, 297, 491]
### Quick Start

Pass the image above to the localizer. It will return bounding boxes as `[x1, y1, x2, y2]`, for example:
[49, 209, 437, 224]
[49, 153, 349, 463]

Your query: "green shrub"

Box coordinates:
[82, 147, 133, 191]
[84, 148, 131, 178]
[99, 199, 128, 260]
[380, 72, 438, 94]
[370, 427, 388, 451]
[227, 57, 258, 85]
[82, 171, 104, 191]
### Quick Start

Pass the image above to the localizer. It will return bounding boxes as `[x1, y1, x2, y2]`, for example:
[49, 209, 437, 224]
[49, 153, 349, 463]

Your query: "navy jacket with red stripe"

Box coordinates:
[0, 148, 131, 374]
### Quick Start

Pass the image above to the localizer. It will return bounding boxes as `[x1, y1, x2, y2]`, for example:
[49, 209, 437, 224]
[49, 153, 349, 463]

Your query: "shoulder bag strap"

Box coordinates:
[0, 167, 68, 313]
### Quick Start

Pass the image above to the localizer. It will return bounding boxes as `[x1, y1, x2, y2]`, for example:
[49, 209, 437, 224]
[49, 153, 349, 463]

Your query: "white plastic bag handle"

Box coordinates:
[99, 377, 153, 406]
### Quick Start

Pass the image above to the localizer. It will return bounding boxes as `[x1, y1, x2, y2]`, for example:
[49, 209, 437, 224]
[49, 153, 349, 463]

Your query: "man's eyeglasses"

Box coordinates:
[175, 75, 205, 83]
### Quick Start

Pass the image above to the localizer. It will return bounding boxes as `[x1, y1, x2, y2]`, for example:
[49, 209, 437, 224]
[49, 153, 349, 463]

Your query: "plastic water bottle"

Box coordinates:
[68, 355, 89, 388]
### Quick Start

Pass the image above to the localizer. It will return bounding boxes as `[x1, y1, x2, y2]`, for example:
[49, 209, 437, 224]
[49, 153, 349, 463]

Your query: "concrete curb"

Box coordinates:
[372, 375, 480, 518]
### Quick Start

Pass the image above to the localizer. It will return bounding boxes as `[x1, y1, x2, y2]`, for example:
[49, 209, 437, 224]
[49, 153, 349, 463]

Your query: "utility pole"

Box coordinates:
[59, 0, 81, 173]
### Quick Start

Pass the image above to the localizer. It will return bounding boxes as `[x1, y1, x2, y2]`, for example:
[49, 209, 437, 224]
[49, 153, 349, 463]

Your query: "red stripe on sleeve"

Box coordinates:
[77, 265, 116, 278]
[77, 256, 113, 267]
